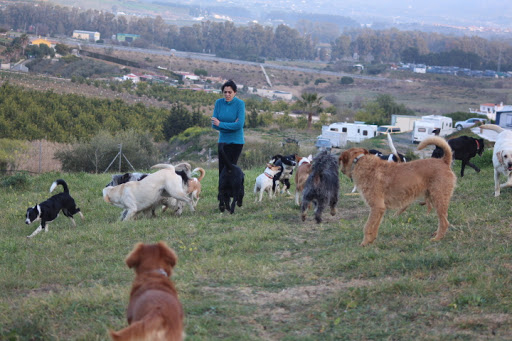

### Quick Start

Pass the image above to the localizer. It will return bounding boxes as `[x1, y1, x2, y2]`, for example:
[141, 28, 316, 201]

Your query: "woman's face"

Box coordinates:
[223, 86, 236, 102]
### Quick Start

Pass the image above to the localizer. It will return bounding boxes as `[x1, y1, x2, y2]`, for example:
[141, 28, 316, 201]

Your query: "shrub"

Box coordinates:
[340, 76, 354, 85]
[0, 172, 29, 189]
[194, 69, 207, 76]
[314, 78, 326, 85]
[0, 139, 29, 171]
[55, 130, 158, 173]
[169, 127, 210, 144]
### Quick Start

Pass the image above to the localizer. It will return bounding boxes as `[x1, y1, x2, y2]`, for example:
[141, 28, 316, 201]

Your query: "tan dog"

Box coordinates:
[339, 137, 456, 246]
[294, 154, 313, 206]
[187, 167, 205, 207]
[110, 242, 184, 341]
[103, 166, 193, 221]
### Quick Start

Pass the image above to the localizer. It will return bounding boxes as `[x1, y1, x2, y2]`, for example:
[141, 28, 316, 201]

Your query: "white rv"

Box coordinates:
[391, 114, 422, 132]
[318, 122, 378, 147]
[411, 115, 453, 143]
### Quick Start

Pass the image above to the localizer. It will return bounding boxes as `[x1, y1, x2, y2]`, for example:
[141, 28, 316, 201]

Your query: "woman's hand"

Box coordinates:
[211, 117, 220, 126]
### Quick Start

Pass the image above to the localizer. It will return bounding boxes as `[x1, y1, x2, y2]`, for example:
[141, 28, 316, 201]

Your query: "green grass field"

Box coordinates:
[1, 151, 511, 340]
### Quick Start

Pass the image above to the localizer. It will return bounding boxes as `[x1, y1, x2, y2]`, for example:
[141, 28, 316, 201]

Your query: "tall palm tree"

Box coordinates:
[297, 92, 323, 131]
[19, 34, 29, 56]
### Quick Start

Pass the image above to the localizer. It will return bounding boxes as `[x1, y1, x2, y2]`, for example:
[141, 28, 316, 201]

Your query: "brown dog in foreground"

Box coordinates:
[110, 242, 184, 341]
[339, 137, 456, 246]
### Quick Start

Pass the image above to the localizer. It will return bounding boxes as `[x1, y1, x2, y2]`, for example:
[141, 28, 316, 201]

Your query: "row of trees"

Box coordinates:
[330, 28, 512, 71]
[0, 82, 207, 143]
[2, 3, 512, 69]
[0, 81, 330, 144]
[0, 3, 314, 61]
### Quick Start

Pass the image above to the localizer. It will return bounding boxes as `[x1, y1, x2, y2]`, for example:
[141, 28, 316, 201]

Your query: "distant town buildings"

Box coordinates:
[116, 33, 140, 43]
[30, 38, 53, 47]
[72, 30, 100, 42]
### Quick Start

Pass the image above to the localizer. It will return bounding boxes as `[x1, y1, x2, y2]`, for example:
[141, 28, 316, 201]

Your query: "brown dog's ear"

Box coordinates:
[497, 151, 503, 164]
[125, 243, 145, 269]
[158, 241, 178, 268]
[339, 151, 349, 167]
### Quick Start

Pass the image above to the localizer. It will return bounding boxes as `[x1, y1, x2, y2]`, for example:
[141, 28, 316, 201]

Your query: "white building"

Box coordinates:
[72, 30, 100, 42]
[469, 102, 505, 121]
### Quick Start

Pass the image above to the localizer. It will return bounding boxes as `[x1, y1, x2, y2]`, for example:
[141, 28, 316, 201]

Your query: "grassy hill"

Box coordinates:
[1, 147, 511, 339]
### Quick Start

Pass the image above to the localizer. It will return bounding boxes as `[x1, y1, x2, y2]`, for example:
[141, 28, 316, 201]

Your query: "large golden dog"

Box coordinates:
[339, 137, 456, 246]
[110, 242, 184, 341]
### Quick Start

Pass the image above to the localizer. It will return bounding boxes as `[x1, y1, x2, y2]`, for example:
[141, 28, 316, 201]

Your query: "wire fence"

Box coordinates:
[2, 140, 63, 174]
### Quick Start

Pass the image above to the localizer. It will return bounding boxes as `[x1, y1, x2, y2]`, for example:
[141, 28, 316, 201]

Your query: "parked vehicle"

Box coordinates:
[454, 118, 487, 130]
[377, 125, 401, 135]
[391, 114, 422, 132]
[315, 138, 332, 152]
[317, 122, 378, 148]
[412, 115, 453, 143]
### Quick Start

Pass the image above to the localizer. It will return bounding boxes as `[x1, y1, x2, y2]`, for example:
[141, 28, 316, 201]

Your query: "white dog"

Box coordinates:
[254, 164, 282, 202]
[103, 165, 193, 221]
[480, 124, 512, 196]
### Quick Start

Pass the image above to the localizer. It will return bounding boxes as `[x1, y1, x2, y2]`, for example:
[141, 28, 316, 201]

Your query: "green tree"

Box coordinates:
[297, 92, 323, 131]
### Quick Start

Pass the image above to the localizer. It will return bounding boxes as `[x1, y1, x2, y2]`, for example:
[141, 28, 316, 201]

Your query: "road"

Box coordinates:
[59, 38, 391, 82]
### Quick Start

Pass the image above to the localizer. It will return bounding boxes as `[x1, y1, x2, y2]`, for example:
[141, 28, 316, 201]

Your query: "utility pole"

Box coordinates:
[498, 46, 502, 73]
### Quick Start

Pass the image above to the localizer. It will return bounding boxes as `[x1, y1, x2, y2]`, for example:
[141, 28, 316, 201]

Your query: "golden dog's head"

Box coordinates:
[339, 148, 369, 179]
[125, 242, 178, 277]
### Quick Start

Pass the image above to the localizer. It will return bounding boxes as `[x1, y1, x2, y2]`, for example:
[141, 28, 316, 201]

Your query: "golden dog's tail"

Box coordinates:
[418, 137, 452, 165]
[192, 167, 206, 182]
[479, 124, 504, 134]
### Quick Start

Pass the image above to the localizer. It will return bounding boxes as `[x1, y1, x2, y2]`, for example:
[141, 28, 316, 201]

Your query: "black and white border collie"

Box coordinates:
[25, 179, 84, 238]
[368, 149, 407, 163]
[269, 154, 297, 195]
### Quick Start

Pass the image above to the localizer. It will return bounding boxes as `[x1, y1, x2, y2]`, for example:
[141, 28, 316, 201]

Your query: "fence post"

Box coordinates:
[38, 140, 42, 174]
[118, 143, 122, 172]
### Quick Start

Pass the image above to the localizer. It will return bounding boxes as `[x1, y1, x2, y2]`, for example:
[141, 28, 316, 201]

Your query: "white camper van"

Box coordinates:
[318, 122, 378, 147]
[411, 115, 453, 143]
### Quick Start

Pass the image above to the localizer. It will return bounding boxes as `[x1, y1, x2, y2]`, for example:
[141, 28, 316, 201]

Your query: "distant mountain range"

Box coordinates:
[51, 0, 512, 33]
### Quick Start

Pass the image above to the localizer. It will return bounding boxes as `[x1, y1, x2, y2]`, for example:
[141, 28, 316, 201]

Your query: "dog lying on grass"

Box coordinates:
[300, 151, 339, 223]
[339, 137, 456, 246]
[109, 242, 184, 341]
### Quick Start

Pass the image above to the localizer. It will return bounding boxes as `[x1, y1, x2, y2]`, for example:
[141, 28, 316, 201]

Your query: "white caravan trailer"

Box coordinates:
[318, 122, 378, 147]
[411, 115, 453, 143]
[391, 114, 422, 132]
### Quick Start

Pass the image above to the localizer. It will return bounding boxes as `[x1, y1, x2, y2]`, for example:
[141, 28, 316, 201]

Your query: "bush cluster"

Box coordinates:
[55, 130, 158, 173]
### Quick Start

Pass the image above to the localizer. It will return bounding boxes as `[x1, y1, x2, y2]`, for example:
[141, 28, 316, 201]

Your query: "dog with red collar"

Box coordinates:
[254, 163, 282, 202]
[431, 135, 485, 177]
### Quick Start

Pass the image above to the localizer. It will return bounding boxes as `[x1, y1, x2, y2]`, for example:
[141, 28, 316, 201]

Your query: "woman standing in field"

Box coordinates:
[211, 79, 246, 179]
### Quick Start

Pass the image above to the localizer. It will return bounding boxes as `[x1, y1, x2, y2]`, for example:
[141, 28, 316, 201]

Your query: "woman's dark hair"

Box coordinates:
[221, 79, 237, 93]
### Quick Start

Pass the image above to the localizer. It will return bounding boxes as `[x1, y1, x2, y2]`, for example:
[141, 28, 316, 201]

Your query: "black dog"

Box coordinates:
[106, 172, 148, 187]
[300, 150, 339, 223]
[25, 179, 84, 238]
[269, 154, 297, 195]
[431, 136, 485, 177]
[218, 144, 245, 214]
[369, 149, 407, 162]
